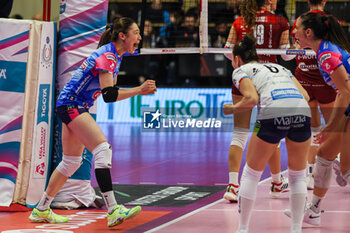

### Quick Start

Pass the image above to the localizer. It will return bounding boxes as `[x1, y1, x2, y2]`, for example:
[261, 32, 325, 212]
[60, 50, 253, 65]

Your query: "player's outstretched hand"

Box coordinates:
[140, 80, 157, 95]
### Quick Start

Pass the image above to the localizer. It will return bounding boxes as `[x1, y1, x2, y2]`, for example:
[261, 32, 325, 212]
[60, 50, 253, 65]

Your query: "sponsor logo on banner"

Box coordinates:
[0, 60, 26, 93]
[143, 110, 161, 129]
[35, 162, 46, 176]
[41, 36, 53, 69]
[143, 108, 222, 131]
[286, 49, 305, 55]
[0, 69, 6, 79]
[37, 84, 50, 124]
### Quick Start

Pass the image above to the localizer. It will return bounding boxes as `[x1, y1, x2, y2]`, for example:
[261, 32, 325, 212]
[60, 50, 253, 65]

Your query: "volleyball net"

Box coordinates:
[107, 0, 350, 56]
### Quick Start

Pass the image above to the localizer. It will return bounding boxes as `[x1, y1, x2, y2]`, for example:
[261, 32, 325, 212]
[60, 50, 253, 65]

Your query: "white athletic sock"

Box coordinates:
[102, 190, 117, 214]
[229, 172, 239, 185]
[271, 172, 281, 183]
[238, 196, 254, 231]
[288, 169, 307, 231]
[310, 194, 323, 213]
[36, 192, 54, 211]
[238, 165, 262, 231]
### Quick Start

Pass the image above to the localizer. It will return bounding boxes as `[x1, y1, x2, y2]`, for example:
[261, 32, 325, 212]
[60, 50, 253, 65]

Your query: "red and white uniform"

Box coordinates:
[231, 9, 289, 95]
[233, 9, 289, 64]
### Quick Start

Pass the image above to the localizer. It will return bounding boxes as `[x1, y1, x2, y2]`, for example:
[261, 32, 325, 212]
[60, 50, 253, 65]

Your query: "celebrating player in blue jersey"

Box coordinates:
[285, 12, 350, 226]
[29, 17, 157, 227]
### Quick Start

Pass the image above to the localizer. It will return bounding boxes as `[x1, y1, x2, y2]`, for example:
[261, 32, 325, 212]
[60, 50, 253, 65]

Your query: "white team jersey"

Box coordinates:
[232, 62, 311, 120]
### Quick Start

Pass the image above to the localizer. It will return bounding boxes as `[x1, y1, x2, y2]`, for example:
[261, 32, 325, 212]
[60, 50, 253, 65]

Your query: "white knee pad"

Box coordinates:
[311, 126, 322, 146]
[239, 165, 262, 200]
[313, 156, 333, 189]
[93, 142, 112, 169]
[56, 155, 82, 177]
[230, 128, 250, 149]
[288, 169, 307, 195]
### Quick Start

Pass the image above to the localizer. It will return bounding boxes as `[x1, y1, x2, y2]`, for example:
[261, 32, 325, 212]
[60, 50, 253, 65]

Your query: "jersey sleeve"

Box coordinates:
[318, 51, 343, 75]
[95, 52, 117, 74]
[280, 16, 290, 32]
[232, 68, 249, 90]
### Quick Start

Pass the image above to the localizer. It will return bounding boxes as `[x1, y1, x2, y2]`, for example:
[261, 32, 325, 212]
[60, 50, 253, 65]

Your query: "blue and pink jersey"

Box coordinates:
[317, 40, 350, 90]
[56, 42, 122, 109]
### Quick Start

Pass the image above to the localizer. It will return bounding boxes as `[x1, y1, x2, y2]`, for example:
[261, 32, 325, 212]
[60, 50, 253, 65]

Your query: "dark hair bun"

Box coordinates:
[241, 34, 256, 50]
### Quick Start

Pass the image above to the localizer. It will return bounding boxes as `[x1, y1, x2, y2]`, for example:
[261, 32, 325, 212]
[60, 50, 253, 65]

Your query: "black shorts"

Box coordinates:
[56, 105, 89, 125]
[253, 115, 311, 144]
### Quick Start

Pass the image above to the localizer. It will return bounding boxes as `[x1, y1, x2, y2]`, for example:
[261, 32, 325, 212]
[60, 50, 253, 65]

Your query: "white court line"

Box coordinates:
[177, 182, 194, 185]
[144, 173, 281, 233]
[203, 209, 350, 213]
[139, 182, 157, 185]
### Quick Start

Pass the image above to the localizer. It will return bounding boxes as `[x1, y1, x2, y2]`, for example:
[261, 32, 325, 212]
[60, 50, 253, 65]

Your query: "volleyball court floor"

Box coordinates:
[0, 123, 349, 232]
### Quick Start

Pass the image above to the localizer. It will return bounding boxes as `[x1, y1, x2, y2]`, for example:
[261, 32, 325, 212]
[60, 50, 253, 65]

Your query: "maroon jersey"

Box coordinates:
[232, 9, 289, 64]
[291, 10, 327, 85]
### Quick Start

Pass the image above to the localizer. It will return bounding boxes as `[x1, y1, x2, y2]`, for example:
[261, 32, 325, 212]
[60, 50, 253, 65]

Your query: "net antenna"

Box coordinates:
[199, 0, 208, 54]
[43, 0, 51, 21]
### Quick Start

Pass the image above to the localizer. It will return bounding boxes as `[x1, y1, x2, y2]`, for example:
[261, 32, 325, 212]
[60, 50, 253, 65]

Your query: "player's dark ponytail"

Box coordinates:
[97, 17, 136, 48]
[233, 34, 259, 63]
[300, 12, 350, 53]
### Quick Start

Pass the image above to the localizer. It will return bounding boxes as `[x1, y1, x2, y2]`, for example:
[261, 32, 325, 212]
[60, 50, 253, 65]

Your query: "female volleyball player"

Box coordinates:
[291, 0, 336, 190]
[223, 0, 291, 202]
[285, 12, 350, 226]
[29, 17, 157, 227]
[224, 34, 311, 233]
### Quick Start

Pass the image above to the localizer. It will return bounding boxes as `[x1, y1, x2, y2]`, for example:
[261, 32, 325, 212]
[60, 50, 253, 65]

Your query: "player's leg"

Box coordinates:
[268, 146, 289, 197]
[307, 99, 322, 189]
[224, 94, 251, 202]
[67, 111, 141, 227]
[340, 118, 350, 184]
[237, 120, 280, 232]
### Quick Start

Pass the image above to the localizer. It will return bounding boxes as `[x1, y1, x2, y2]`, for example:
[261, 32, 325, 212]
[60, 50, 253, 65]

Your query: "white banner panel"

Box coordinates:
[52, 0, 108, 208]
[0, 19, 30, 207]
[26, 22, 57, 207]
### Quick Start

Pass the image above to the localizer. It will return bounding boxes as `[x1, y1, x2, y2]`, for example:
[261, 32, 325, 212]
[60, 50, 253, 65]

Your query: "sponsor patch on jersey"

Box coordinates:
[271, 88, 303, 100]
[93, 90, 101, 99]
[319, 53, 331, 65]
[106, 54, 117, 63]
[80, 61, 88, 70]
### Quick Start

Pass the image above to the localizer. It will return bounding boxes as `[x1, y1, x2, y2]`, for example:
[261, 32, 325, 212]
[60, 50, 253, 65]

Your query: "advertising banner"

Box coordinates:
[0, 19, 30, 206]
[97, 88, 234, 123]
[53, 0, 108, 207]
[26, 22, 57, 207]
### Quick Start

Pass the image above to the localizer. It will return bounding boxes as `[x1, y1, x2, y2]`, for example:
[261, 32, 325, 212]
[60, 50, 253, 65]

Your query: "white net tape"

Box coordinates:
[140, 47, 316, 56]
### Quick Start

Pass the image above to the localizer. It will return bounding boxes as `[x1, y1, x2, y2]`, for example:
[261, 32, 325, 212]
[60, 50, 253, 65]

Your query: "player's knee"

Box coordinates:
[239, 165, 262, 200]
[93, 142, 112, 169]
[56, 155, 82, 177]
[313, 156, 333, 189]
[288, 169, 307, 194]
[230, 128, 249, 149]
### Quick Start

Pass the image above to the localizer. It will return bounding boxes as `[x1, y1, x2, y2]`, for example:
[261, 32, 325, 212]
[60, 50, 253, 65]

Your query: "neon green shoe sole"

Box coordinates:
[107, 205, 141, 227]
[29, 207, 69, 223]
